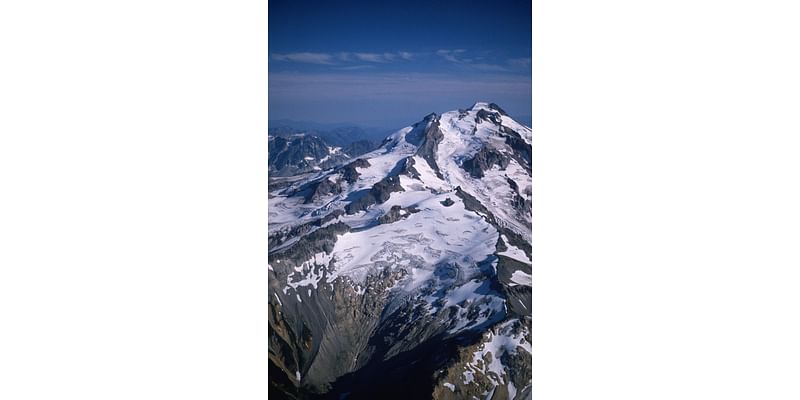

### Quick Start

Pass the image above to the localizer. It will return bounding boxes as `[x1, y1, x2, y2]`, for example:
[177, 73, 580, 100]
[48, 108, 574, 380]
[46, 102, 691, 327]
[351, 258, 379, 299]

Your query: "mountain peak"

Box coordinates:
[470, 101, 509, 116]
[422, 112, 438, 121]
[470, 101, 492, 110]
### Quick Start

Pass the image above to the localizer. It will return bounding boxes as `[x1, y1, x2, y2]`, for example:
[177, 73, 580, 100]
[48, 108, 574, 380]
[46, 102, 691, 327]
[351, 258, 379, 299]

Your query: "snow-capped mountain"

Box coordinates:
[268, 102, 532, 400]
[268, 134, 352, 177]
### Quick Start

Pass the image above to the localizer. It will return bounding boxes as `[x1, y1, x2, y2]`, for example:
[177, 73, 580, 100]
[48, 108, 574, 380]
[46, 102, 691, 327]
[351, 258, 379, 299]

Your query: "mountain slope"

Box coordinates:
[268, 134, 378, 177]
[269, 123, 390, 147]
[268, 102, 532, 399]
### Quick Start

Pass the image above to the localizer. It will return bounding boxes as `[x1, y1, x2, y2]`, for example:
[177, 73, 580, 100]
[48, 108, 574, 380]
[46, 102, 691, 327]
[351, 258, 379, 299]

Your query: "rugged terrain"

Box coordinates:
[268, 133, 379, 177]
[268, 102, 532, 399]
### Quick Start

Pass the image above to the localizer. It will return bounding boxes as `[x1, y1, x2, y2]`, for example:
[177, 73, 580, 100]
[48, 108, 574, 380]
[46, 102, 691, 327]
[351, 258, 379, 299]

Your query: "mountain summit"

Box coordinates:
[268, 103, 532, 400]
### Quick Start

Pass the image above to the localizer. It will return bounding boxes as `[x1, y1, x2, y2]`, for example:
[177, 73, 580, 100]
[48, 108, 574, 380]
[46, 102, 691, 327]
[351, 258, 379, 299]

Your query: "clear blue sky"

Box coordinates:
[268, 0, 531, 128]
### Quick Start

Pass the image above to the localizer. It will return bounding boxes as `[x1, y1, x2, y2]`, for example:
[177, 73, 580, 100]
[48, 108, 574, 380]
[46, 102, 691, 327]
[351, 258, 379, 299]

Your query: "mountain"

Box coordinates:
[269, 121, 393, 146]
[268, 102, 532, 400]
[268, 134, 379, 178]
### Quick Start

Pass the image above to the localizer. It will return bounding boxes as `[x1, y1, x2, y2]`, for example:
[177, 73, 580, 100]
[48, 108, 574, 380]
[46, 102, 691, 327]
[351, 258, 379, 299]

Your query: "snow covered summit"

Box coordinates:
[269, 102, 532, 399]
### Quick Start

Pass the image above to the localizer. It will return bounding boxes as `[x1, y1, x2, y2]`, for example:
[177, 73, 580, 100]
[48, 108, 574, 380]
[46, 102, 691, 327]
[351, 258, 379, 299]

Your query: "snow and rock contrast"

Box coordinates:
[268, 102, 532, 400]
[268, 134, 379, 178]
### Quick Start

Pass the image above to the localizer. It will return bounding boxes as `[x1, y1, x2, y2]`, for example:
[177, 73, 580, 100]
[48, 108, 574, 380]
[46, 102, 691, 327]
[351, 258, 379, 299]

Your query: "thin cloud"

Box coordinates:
[436, 49, 467, 63]
[435, 50, 513, 72]
[471, 63, 509, 72]
[271, 52, 335, 65]
[353, 53, 395, 63]
[508, 57, 532, 67]
[272, 51, 415, 65]
[335, 65, 375, 71]
[337, 52, 354, 62]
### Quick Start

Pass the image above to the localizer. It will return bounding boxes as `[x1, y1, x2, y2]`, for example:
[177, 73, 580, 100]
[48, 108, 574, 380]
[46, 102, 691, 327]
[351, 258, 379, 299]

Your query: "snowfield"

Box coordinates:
[329, 183, 497, 284]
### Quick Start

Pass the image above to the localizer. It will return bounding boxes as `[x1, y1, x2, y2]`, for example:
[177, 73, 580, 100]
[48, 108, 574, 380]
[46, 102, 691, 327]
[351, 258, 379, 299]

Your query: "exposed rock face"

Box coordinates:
[268, 133, 379, 178]
[504, 132, 532, 172]
[455, 186, 531, 259]
[377, 205, 420, 224]
[268, 102, 532, 399]
[344, 175, 404, 214]
[476, 109, 503, 125]
[338, 159, 371, 184]
[487, 102, 509, 116]
[398, 156, 421, 179]
[269, 135, 351, 177]
[412, 114, 445, 179]
[431, 319, 532, 400]
[304, 178, 343, 204]
[462, 146, 511, 178]
[507, 177, 532, 217]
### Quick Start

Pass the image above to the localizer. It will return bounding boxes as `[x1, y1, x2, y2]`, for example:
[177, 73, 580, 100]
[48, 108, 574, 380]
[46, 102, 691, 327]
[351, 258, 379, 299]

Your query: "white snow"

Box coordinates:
[444, 382, 455, 392]
[501, 114, 532, 144]
[463, 370, 474, 385]
[443, 282, 505, 333]
[416, 107, 532, 243]
[328, 189, 497, 285]
[463, 320, 531, 387]
[268, 104, 531, 246]
[508, 381, 517, 399]
[498, 235, 531, 264]
[443, 279, 484, 308]
[269, 103, 533, 327]
[286, 252, 331, 291]
[509, 270, 532, 287]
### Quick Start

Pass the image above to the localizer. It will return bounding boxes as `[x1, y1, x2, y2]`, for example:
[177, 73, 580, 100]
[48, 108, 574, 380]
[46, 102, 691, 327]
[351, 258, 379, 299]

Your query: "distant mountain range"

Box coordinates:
[268, 121, 394, 178]
[268, 133, 379, 178]
[269, 120, 393, 146]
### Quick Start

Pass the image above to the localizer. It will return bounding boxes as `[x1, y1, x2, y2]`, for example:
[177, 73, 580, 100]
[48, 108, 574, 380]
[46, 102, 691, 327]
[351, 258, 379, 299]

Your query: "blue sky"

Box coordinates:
[268, 0, 531, 128]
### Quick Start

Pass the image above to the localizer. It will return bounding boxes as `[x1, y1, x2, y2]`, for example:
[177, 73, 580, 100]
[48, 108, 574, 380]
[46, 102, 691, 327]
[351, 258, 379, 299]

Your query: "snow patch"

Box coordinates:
[498, 235, 531, 264]
[510, 270, 532, 287]
[463, 320, 531, 387]
[286, 252, 331, 291]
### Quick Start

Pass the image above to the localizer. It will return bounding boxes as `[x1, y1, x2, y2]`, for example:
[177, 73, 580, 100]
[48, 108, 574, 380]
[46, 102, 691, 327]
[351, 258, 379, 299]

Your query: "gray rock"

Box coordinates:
[304, 177, 343, 204]
[455, 187, 531, 260]
[339, 158, 371, 184]
[377, 205, 420, 224]
[461, 146, 511, 179]
[345, 175, 404, 214]
[398, 156, 421, 179]
[269, 135, 350, 177]
[413, 115, 445, 179]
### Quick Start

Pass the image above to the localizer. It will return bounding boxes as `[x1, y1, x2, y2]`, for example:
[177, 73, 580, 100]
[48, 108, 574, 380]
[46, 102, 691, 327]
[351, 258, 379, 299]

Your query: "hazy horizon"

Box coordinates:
[268, 0, 532, 127]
